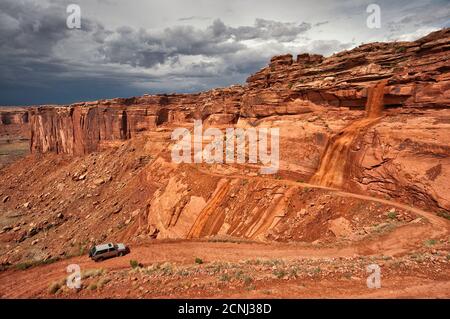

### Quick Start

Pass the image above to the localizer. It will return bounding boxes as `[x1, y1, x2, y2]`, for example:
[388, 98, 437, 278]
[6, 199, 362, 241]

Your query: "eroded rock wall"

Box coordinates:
[0, 107, 30, 169]
[18, 28, 450, 212]
[28, 28, 450, 155]
[244, 28, 450, 116]
[29, 86, 244, 155]
[0, 107, 30, 136]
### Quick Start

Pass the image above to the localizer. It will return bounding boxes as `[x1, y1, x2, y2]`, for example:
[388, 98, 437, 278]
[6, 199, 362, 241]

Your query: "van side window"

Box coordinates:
[108, 247, 115, 252]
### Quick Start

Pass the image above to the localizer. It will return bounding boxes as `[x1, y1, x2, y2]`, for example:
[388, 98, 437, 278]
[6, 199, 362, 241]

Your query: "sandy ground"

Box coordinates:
[0, 235, 449, 298]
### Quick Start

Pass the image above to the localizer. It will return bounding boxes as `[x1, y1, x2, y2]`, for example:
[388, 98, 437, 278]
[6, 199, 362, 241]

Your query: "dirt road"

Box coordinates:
[0, 160, 449, 298]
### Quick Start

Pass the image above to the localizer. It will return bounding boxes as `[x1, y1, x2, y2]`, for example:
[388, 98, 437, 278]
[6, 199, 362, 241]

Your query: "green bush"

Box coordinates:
[387, 211, 397, 219]
[82, 268, 104, 278]
[15, 257, 60, 271]
[195, 257, 203, 265]
[48, 282, 61, 294]
[242, 275, 253, 286]
[424, 239, 437, 247]
[88, 283, 98, 291]
[437, 210, 450, 220]
[15, 262, 32, 270]
[273, 268, 287, 279]
[219, 274, 231, 282]
[130, 260, 141, 268]
[98, 278, 111, 288]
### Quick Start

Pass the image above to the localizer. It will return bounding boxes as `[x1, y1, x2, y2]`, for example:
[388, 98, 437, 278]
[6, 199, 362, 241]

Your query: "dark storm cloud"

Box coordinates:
[0, 0, 318, 105]
[99, 18, 311, 68]
[0, 0, 104, 82]
[0, 0, 66, 61]
[0, 0, 149, 104]
[2, 0, 446, 105]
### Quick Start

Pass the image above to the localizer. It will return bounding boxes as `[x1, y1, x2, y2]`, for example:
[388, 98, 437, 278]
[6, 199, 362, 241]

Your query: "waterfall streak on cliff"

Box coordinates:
[310, 80, 387, 187]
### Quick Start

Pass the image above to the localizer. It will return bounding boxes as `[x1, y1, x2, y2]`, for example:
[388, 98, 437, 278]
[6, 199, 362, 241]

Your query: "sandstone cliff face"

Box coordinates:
[29, 86, 244, 155]
[29, 29, 450, 155]
[0, 107, 30, 138]
[0, 108, 29, 126]
[18, 28, 450, 214]
[349, 111, 450, 211]
[244, 28, 450, 116]
[0, 107, 30, 169]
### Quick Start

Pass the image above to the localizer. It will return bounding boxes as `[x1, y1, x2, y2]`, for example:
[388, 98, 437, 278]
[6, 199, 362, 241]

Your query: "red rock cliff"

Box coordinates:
[29, 87, 244, 154]
[28, 28, 449, 155]
[0, 107, 30, 138]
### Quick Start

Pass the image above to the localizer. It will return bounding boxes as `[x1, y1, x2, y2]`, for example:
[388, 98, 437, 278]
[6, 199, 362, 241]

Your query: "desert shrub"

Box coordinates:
[160, 262, 174, 275]
[437, 210, 450, 220]
[176, 268, 191, 276]
[130, 260, 141, 269]
[424, 239, 437, 246]
[82, 268, 104, 278]
[387, 211, 397, 219]
[262, 259, 283, 267]
[15, 263, 32, 270]
[195, 257, 203, 265]
[410, 253, 425, 263]
[242, 275, 253, 286]
[273, 268, 287, 279]
[312, 267, 321, 275]
[15, 257, 60, 271]
[98, 277, 111, 288]
[88, 283, 98, 290]
[48, 282, 62, 294]
[289, 266, 299, 278]
[244, 259, 263, 266]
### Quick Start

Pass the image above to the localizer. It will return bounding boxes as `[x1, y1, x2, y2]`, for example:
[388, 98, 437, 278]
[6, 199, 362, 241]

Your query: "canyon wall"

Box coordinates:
[29, 28, 450, 155]
[0, 107, 30, 136]
[0, 107, 30, 169]
[29, 87, 244, 155]
[13, 28, 450, 212]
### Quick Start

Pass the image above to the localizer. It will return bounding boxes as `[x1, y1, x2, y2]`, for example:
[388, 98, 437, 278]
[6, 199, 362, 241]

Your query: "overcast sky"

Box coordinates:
[1, 0, 449, 105]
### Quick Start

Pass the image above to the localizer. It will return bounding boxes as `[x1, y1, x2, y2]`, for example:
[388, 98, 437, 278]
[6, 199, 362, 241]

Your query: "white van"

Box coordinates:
[88, 243, 130, 262]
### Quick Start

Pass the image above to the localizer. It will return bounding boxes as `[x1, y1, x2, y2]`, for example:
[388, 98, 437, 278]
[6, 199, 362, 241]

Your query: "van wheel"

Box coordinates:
[96, 257, 104, 262]
[119, 252, 124, 257]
